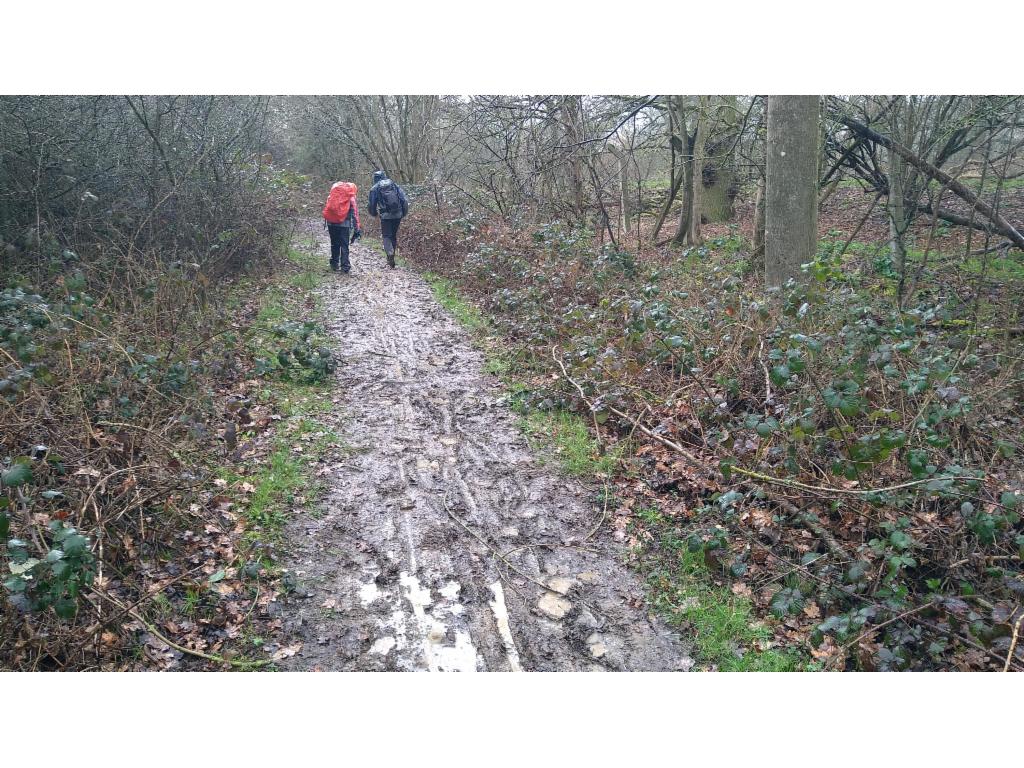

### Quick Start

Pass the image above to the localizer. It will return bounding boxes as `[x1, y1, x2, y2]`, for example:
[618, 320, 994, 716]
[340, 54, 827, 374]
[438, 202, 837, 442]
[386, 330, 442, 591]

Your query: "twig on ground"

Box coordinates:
[94, 590, 270, 669]
[842, 601, 936, 651]
[1005, 610, 1024, 672]
[552, 345, 604, 453]
[442, 488, 564, 596]
[728, 464, 976, 498]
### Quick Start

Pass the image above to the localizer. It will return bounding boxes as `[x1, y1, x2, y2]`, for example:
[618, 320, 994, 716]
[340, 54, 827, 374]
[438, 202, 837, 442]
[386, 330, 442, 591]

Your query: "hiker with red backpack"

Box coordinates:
[368, 170, 409, 269]
[322, 181, 362, 273]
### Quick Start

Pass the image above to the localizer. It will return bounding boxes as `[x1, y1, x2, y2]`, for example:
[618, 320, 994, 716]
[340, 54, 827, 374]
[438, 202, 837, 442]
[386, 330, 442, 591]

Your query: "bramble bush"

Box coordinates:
[403, 202, 1024, 671]
[0, 96, 305, 668]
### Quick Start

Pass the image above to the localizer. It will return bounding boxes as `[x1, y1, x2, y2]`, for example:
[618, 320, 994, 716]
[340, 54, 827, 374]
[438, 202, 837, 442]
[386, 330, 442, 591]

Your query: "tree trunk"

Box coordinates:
[701, 166, 736, 222]
[686, 102, 707, 245]
[887, 97, 912, 302]
[673, 96, 706, 247]
[563, 96, 587, 223]
[672, 138, 695, 244]
[765, 95, 820, 288]
[752, 174, 766, 271]
[616, 147, 631, 241]
[701, 95, 739, 223]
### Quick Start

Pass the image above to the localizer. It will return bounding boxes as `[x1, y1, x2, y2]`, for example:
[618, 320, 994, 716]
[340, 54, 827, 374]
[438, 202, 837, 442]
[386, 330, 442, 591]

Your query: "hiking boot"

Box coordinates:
[387, 255, 396, 269]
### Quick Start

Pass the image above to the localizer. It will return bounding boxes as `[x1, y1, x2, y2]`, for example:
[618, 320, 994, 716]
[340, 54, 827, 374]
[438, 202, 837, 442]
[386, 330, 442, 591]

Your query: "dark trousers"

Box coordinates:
[327, 224, 352, 271]
[380, 217, 402, 257]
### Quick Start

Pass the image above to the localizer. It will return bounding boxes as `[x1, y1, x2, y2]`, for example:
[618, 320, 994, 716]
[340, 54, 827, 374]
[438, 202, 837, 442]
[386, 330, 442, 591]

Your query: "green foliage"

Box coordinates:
[254, 320, 336, 384]
[648, 550, 808, 672]
[401, 200, 1024, 672]
[3, 521, 95, 619]
[424, 272, 489, 334]
[248, 268, 336, 386]
[1, 458, 33, 488]
[521, 410, 621, 477]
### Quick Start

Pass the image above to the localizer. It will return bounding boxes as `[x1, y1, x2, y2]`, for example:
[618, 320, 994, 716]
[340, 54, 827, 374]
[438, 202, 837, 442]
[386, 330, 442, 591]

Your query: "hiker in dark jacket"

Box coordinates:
[322, 181, 362, 273]
[368, 170, 409, 269]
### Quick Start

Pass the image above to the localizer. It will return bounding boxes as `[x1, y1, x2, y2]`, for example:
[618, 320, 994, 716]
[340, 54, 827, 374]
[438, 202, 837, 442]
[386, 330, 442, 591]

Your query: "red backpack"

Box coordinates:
[323, 182, 358, 224]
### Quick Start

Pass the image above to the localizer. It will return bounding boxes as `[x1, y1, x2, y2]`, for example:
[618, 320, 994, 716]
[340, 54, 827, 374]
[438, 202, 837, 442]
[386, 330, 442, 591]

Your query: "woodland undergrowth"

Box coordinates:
[403, 190, 1024, 671]
[0, 169, 336, 669]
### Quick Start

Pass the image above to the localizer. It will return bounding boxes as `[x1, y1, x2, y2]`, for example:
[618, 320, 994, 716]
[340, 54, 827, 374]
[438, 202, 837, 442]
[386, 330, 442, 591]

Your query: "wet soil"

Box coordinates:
[277, 221, 692, 671]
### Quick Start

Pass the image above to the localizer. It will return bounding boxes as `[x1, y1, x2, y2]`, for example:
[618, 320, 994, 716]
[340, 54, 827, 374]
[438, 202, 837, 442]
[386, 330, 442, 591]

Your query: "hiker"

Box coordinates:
[368, 170, 409, 268]
[322, 181, 362, 273]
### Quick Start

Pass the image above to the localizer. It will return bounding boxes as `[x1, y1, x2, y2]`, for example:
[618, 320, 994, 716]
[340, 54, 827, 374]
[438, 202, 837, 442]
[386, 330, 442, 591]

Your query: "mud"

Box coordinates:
[277, 221, 692, 671]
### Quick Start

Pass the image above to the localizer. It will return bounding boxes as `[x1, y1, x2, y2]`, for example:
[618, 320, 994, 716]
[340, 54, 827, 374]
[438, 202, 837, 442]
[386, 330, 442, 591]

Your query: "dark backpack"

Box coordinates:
[376, 181, 403, 217]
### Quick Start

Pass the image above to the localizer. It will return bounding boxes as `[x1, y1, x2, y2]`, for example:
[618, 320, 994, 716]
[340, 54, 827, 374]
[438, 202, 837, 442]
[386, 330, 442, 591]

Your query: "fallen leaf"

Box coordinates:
[272, 643, 302, 661]
[731, 582, 753, 598]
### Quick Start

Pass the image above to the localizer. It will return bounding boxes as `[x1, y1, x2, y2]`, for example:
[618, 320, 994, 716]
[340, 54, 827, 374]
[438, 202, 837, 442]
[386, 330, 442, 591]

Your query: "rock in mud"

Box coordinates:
[537, 593, 572, 620]
[546, 576, 574, 595]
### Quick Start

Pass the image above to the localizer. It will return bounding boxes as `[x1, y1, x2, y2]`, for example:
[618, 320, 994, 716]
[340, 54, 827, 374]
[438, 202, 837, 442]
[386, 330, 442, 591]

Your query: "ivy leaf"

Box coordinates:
[53, 597, 77, 619]
[717, 490, 744, 510]
[771, 587, 805, 617]
[9, 557, 40, 576]
[823, 380, 863, 417]
[62, 534, 88, 556]
[770, 365, 791, 385]
[1, 460, 33, 488]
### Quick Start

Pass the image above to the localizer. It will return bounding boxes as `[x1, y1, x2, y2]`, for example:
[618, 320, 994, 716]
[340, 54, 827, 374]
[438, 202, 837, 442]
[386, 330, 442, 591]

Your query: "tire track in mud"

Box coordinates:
[277, 221, 692, 671]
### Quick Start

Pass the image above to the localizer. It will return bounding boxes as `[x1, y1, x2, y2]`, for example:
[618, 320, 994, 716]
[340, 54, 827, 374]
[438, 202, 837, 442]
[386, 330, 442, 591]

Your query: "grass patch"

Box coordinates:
[646, 549, 810, 671]
[483, 355, 511, 376]
[424, 271, 489, 334]
[218, 242, 341, 543]
[521, 409, 621, 477]
[219, 385, 340, 540]
[961, 253, 1024, 280]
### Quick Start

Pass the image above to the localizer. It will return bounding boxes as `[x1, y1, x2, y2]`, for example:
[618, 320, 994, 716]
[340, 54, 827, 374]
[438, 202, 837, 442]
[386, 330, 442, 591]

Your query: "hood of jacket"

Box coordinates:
[373, 171, 387, 184]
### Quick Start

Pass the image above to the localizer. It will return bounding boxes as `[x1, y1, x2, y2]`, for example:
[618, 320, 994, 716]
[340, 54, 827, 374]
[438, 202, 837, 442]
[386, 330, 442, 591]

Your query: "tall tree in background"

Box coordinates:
[765, 95, 820, 288]
[671, 96, 708, 247]
[701, 95, 740, 223]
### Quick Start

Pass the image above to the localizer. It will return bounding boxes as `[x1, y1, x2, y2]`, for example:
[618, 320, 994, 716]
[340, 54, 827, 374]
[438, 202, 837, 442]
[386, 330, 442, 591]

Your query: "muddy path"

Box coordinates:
[276, 220, 691, 671]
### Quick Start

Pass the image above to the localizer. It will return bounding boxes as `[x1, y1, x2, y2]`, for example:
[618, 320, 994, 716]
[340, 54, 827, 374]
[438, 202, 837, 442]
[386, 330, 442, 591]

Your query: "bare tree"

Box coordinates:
[765, 95, 820, 288]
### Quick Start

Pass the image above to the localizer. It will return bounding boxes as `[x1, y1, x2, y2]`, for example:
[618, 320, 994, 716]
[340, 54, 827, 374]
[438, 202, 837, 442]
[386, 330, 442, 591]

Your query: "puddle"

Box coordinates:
[369, 637, 396, 655]
[488, 581, 523, 671]
[399, 571, 479, 672]
[359, 581, 381, 605]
